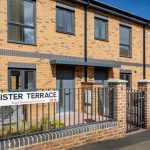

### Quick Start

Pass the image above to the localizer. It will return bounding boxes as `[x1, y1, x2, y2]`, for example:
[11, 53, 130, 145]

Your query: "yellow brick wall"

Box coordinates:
[87, 8, 143, 64]
[0, 0, 147, 91]
[146, 27, 150, 79]
[0, 56, 56, 90]
[0, 0, 84, 58]
[87, 8, 144, 88]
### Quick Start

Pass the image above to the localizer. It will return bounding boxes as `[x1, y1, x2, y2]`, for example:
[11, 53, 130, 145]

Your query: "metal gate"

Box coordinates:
[126, 90, 145, 133]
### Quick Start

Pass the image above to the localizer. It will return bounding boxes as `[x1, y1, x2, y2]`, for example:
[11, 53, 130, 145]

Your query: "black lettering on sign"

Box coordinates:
[18, 94, 23, 99]
[14, 94, 18, 100]
[45, 93, 49, 98]
[27, 93, 31, 99]
[35, 93, 39, 99]
[40, 93, 44, 98]
[3, 94, 8, 100]
[9, 94, 14, 100]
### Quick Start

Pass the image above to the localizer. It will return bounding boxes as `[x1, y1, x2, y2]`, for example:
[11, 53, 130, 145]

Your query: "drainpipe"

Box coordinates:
[84, 0, 90, 82]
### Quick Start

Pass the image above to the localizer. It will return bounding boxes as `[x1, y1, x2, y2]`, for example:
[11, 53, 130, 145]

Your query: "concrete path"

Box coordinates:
[70, 130, 150, 150]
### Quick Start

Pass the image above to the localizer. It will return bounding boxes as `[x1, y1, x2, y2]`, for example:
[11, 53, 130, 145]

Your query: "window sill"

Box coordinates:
[120, 55, 132, 58]
[56, 30, 75, 36]
[94, 38, 109, 42]
[8, 40, 37, 46]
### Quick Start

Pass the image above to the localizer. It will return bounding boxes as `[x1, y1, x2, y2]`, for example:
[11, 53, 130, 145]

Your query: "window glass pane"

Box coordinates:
[10, 0, 34, 26]
[66, 11, 73, 33]
[56, 8, 64, 31]
[100, 20, 106, 40]
[120, 73, 124, 80]
[25, 71, 35, 90]
[10, 70, 21, 90]
[24, 1, 34, 26]
[95, 19, 100, 38]
[10, 0, 24, 23]
[24, 28, 35, 44]
[120, 45, 130, 56]
[8, 0, 35, 44]
[126, 74, 131, 88]
[8, 25, 35, 44]
[95, 68, 108, 82]
[95, 18, 107, 40]
[8, 25, 23, 42]
[120, 26, 130, 45]
[9, 0, 35, 44]
[120, 73, 131, 89]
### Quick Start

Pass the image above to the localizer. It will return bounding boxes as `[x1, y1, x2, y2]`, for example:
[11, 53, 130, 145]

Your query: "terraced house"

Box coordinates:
[0, 0, 150, 150]
[0, 0, 150, 92]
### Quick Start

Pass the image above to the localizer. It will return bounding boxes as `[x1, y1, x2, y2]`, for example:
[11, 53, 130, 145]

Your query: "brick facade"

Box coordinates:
[145, 27, 150, 79]
[0, 0, 149, 90]
[0, 0, 149, 149]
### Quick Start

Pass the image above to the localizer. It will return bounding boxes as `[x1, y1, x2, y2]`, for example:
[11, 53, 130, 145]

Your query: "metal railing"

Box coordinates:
[126, 89, 145, 133]
[0, 87, 115, 140]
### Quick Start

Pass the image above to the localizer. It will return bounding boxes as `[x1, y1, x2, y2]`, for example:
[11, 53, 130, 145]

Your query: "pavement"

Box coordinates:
[70, 129, 150, 150]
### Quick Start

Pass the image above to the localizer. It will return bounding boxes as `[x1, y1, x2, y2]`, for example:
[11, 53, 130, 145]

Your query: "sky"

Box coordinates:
[100, 0, 150, 19]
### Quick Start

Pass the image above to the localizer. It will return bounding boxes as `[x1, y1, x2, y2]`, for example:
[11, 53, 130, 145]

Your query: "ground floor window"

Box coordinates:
[8, 68, 36, 91]
[120, 72, 132, 89]
[95, 68, 108, 83]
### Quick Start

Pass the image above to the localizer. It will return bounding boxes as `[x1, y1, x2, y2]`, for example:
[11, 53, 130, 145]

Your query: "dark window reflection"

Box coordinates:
[8, 0, 35, 44]
[94, 18, 108, 40]
[25, 71, 35, 90]
[120, 25, 131, 57]
[56, 7, 74, 34]
[9, 69, 36, 91]
[120, 73, 132, 89]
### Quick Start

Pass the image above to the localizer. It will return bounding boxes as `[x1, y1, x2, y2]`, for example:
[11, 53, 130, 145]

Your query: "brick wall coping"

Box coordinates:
[108, 79, 128, 83]
[138, 79, 150, 83]
[0, 121, 117, 150]
[81, 82, 103, 85]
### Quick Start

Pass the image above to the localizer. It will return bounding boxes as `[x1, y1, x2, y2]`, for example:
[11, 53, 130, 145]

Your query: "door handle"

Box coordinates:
[65, 93, 69, 95]
[65, 92, 74, 95]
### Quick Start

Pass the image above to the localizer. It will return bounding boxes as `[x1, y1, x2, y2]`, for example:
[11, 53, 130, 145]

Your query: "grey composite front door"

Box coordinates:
[95, 68, 109, 116]
[56, 66, 74, 114]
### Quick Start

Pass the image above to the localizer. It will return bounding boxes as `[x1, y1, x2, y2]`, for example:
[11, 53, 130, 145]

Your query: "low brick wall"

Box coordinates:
[0, 121, 126, 150]
[0, 80, 127, 150]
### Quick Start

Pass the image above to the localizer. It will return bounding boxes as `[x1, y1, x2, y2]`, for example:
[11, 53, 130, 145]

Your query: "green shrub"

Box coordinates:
[50, 120, 65, 128]
[1, 118, 65, 137]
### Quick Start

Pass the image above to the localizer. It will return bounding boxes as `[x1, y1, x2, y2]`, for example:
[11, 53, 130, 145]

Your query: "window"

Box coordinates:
[8, 0, 36, 44]
[120, 25, 131, 57]
[120, 73, 132, 89]
[56, 7, 74, 34]
[8, 69, 36, 91]
[95, 68, 108, 83]
[95, 18, 108, 41]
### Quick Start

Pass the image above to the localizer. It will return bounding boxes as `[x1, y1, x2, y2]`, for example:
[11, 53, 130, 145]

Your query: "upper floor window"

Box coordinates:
[120, 25, 131, 57]
[94, 18, 108, 41]
[56, 7, 74, 34]
[8, 0, 36, 44]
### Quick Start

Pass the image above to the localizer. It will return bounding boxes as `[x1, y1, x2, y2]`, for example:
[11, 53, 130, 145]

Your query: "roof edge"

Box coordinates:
[76, 0, 150, 26]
